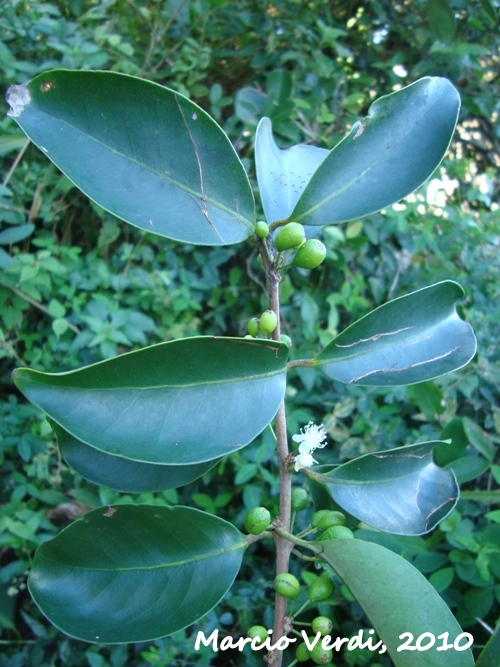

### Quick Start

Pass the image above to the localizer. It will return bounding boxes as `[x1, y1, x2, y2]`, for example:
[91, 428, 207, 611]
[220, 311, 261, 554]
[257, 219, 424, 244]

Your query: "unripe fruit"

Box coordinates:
[255, 221, 270, 238]
[310, 644, 334, 665]
[316, 525, 354, 541]
[314, 510, 346, 531]
[292, 239, 326, 269]
[244, 507, 271, 535]
[311, 616, 333, 636]
[274, 572, 300, 599]
[259, 309, 278, 335]
[274, 222, 306, 251]
[280, 334, 292, 347]
[247, 625, 269, 642]
[295, 642, 311, 662]
[308, 572, 335, 602]
[247, 317, 260, 337]
[291, 488, 309, 511]
[311, 509, 332, 529]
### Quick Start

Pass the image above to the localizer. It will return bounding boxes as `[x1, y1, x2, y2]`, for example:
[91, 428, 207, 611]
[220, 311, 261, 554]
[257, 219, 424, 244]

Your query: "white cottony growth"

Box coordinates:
[292, 422, 327, 471]
[6, 84, 32, 118]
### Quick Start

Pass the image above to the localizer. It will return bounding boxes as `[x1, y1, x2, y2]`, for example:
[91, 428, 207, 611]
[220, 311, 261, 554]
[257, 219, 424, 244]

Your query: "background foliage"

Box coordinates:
[0, 0, 498, 665]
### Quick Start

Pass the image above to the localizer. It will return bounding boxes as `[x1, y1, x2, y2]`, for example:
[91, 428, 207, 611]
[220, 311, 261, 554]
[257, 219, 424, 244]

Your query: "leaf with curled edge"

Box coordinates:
[315, 281, 476, 386]
[255, 117, 328, 229]
[306, 441, 459, 535]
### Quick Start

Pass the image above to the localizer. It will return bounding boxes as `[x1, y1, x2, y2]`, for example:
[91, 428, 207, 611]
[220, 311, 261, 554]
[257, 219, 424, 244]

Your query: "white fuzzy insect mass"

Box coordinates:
[6, 84, 32, 118]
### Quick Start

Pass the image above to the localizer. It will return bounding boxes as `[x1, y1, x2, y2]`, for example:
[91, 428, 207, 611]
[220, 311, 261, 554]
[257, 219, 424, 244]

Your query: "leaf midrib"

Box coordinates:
[19, 365, 287, 391]
[294, 85, 450, 222]
[25, 96, 254, 228]
[39, 536, 247, 572]
[326, 459, 436, 485]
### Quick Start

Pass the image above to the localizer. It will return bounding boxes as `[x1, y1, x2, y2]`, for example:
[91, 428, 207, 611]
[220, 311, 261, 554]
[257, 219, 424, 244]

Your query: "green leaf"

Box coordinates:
[475, 622, 500, 667]
[52, 421, 220, 492]
[0, 223, 35, 245]
[406, 381, 444, 420]
[0, 247, 14, 269]
[311, 441, 458, 535]
[463, 417, 496, 462]
[320, 539, 474, 666]
[315, 281, 476, 386]
[28, 505, 246, 643]
[7, 70, 255, 245]
[291, 77, 460, 226]
[435, 418, 468, 466]
[428, 0, 457, 42]
[460, 490, 500, 504]
[13, 337, 288, 465]
[255, 117, 328, 224]
[235, 87, 266, 123]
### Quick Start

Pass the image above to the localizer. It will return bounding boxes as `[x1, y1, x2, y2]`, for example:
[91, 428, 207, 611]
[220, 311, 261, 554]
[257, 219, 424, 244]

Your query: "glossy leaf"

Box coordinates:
[312, 441, 458, 535]
[255, 117, 328, 224]
[291, 77, 460, 226]
[321, 539, 474, 666]
[28, 505, 246, 643]
[13, 337, 288, 465]
[52, 421, 219, 492]
[316, 281, 476, 386]
[6, 70, 255, 245]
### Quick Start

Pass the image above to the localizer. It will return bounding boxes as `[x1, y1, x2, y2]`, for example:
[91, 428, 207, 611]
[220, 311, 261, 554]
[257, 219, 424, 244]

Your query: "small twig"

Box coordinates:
[3, 138, 30, 188]
[9, 287, 81, 334]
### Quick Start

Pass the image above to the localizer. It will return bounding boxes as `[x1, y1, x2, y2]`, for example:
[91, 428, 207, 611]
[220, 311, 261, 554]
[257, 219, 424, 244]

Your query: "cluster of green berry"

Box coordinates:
[243, 492, 356, 664]
[247, 569, 336, 665]
[246, 310, 292, 345]
[255, 220, 327, 270]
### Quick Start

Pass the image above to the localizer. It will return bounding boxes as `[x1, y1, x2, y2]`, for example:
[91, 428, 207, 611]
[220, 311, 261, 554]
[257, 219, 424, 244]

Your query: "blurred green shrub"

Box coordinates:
[1, 0, 498, 664]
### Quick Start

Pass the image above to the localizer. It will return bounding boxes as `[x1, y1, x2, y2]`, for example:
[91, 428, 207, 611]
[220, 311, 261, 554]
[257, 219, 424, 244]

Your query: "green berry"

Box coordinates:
[255, 221, 270, 239]
[291, 488, 309, 511]
[259, 309, 278, 335]
[311, 616, 333, 636]
[247, 317, 260, 337]
[311, 509, 332, 529]
[280, 334, 292, 347]
[310, 643, 333, 665]
[314, 510, 346, 531]
[295, 642, 311, 662]
[244, 507, 271, 535]
[274, 572, 300, 599]
[274, 222, 306, 251]
[247, 625, 269, 642]
[308, 572, 335, 602]
[292, 239, 326, 269]
[316, 525, 354, 541]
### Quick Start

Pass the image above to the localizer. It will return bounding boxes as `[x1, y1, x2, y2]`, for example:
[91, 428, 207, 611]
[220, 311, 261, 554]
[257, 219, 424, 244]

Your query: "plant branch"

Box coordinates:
[263, 252, 294, 667]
